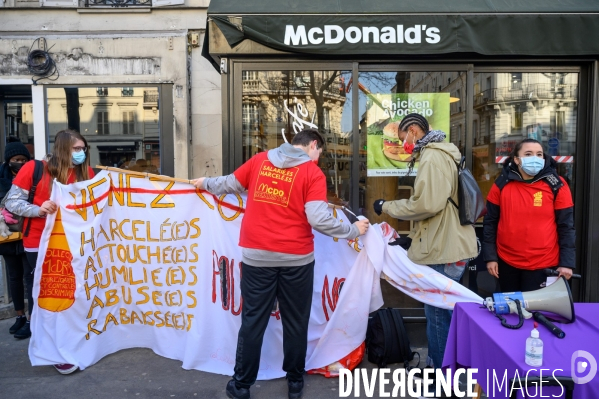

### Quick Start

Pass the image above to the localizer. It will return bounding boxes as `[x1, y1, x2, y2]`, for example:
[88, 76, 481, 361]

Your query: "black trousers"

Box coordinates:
[233, 261, 314, 389]
[5, 252, 34, 316]
[24, 252, 39, 316]
[497, 257, 548, 292]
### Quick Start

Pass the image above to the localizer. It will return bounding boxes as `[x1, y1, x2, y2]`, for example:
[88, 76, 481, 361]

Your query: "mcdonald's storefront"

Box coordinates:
[202, 0, 599, 317]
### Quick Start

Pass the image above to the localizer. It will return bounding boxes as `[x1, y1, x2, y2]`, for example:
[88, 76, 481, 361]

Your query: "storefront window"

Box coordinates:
[471, 72, 578, 202]
[359, 70, 467, 231]
[46, 86, 161, 173]
[241, 70, 352, 205]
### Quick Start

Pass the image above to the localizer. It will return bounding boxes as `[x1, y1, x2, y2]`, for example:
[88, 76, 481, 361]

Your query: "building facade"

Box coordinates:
[0, 0, 222, 178]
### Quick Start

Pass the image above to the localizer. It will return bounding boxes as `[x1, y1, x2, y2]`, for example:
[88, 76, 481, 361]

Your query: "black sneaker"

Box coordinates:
[288, 379, 304, 399]
[9, 316, 27, 334]
[225, 379, 250, 399]
[14, 321, 31, 339]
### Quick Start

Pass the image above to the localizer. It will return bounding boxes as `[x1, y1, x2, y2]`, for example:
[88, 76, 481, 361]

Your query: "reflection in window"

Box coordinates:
[122, 111, 135, 134]
[242, 71, 258, 81]
[97, 111, 110, 135]
[323, 108, 330, 133]
[511, 73, 523, 90]
[472, 72, 578, 202]
[47, 86, 161, 172]
[240, 70, 351, 206]
[122, 87, 134, 97]
[3, 102, 35, 157]
[513, 104, 524, 129]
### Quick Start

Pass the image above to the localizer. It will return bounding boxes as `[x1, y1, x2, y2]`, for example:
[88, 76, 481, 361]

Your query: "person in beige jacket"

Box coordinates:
[373, 113, 477, 372]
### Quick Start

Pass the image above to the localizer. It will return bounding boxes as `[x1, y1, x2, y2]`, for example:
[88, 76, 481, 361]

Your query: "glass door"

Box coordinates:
[357, 66, 468, 309]
[0, 85, 34, 161]
[471, 70, 579, 203]
[469, 68, 580, 298]
[237, 65, 355, 207]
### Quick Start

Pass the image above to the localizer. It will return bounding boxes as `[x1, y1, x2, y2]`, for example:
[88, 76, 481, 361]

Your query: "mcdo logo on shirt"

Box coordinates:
[253, 161, 298, 207]
[534, 191, 543, 207]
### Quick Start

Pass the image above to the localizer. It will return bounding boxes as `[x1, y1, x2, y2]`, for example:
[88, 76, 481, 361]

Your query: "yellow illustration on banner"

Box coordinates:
[38, 210, 76, 312]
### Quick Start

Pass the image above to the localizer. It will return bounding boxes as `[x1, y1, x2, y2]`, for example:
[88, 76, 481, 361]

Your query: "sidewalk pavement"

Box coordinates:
[1, 317, 489, 399]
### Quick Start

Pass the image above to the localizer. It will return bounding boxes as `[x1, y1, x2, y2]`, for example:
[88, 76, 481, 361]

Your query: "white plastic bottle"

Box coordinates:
[525, 322, 543, 367]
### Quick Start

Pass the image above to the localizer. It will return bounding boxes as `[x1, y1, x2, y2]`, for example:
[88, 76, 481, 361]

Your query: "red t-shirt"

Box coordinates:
[233, 152, 327, 255]
[12, 160, 95, 249]
[487, 177, 573, 269]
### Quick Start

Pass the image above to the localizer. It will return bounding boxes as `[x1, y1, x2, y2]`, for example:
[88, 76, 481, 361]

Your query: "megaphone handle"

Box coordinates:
[533, 312, 566, 339]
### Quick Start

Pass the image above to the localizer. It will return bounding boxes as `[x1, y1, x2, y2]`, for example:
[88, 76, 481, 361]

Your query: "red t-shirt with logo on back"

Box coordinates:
[487, 176, 573, 269]
[12, 160, 95, 250]
[233, 152, 327, 255]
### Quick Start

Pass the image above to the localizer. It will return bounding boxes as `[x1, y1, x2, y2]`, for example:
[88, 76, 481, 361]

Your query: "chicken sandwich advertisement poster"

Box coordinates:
[366, 93, 450, 176]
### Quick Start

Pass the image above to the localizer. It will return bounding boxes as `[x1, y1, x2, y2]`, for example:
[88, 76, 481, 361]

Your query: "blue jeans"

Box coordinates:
[424, 260, 468, 369]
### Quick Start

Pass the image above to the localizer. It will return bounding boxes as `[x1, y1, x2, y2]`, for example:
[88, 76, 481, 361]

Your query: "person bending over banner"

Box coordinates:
[5, 129, 94, 375]
[482, 138, 575, 291]
[372, 113, 478, 373]
[193, 129, 370, 399]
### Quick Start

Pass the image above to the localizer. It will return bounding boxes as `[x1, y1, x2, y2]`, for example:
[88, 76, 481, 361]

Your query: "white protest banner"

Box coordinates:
[29, 170, 482, 378]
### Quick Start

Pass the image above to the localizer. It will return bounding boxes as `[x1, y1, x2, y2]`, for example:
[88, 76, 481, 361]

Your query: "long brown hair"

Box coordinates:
[47, 129, 90, 184]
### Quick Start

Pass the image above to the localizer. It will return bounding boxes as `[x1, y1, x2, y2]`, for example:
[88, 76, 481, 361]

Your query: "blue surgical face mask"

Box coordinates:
[519, 156, 544, 177]
[72, 151, 86, 165]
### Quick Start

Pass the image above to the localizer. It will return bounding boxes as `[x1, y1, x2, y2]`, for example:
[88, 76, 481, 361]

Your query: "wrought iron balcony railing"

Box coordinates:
[144, 91, 159, 103]
[85, 0, 151, 7]
[474, 83, 578, 106]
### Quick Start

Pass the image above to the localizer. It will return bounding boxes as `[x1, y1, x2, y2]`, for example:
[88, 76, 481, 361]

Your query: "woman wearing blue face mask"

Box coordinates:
[482, 138, 575, 292]
[4, 129, 94, 374]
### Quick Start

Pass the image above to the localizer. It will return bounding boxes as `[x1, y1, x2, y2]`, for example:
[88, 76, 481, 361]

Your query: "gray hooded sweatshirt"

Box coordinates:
[203, 143, 359, 267]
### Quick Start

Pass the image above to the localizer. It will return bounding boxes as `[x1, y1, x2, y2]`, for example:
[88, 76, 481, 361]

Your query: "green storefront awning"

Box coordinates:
[204, 0, 599, 68]
[208, 0, 599, 15]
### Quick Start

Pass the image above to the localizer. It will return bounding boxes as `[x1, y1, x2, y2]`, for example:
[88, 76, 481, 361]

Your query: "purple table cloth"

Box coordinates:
[443, 302, 599, 399]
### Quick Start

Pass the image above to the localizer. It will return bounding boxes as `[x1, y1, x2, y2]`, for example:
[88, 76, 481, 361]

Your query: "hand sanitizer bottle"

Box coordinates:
[525, 322, 543, 367]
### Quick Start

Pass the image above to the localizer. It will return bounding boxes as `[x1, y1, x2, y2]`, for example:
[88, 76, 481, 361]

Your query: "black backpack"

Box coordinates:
[447, 156, 486, 225]
[366, 308, 418, 368]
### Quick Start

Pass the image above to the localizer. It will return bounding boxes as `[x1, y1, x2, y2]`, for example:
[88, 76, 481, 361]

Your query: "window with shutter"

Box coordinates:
[122, 111, 135, 135]
[97, 111, 109, 135]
